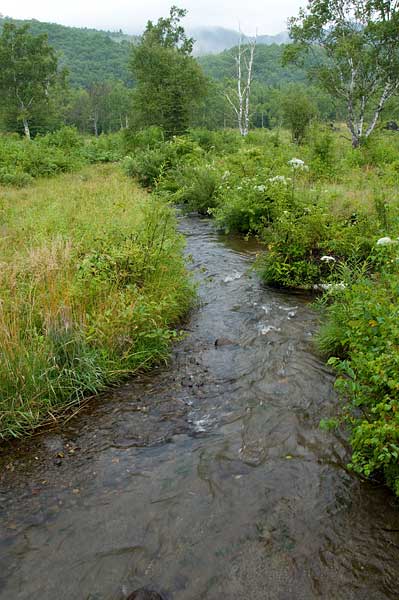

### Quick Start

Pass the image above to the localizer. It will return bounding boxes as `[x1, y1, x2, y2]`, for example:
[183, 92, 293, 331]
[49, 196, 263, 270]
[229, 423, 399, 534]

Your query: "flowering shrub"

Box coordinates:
[210, 170, 291, 234]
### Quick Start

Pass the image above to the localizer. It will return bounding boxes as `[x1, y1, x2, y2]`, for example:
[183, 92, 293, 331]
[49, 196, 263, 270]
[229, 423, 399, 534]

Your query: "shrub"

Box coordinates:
[257, 204, 375, 288]
[123, 137, 203, 188]
[212, 173, 291, 234]
[281, 85, 317, 144]
[316, 261, 399, 497]
[123, 126, 165, 154]
[162, 160, 221, 214]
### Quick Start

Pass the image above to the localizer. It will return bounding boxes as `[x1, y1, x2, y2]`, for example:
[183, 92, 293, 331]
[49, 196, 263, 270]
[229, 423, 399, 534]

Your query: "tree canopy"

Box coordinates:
[129, 6, 207, 136]
[287, 0, 399, 147]
[0, 23, 59, 138]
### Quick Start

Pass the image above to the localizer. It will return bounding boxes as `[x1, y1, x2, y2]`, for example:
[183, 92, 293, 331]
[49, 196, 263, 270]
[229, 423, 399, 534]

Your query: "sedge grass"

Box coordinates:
[0, 164, 194, 440]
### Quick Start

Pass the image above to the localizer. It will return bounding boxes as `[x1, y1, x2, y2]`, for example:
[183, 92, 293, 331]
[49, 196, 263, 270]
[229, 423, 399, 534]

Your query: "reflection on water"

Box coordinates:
[0, 216, 398, 600]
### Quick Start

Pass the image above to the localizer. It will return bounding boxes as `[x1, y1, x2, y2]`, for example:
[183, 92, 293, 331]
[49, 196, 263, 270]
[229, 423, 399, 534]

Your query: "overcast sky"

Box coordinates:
[0, 0, 305, 35]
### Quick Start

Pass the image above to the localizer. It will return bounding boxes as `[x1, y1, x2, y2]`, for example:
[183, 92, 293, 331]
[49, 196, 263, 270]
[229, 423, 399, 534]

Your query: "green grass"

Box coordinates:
[0, 164, 194, 440]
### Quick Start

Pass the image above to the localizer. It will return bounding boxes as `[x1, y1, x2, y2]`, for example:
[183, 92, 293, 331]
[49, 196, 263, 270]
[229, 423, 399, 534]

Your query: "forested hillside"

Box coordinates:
[0, 17, 135, 86]
[199, 44, 307, 86]
[0, 17, 297, 89]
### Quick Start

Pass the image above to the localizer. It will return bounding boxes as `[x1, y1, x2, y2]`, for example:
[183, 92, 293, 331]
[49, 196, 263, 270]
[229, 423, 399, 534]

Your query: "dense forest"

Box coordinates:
[0, 17, 135, 86]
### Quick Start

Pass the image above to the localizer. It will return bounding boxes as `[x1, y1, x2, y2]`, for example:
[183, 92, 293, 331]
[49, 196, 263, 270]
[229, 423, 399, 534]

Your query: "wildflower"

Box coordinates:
[255, 184, 266, 192]
[288, 158, 309, 171]
[268, 175, 288, 184]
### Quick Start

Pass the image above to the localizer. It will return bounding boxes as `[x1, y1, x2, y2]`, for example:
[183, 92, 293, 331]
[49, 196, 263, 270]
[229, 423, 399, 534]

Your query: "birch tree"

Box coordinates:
[286, 0, 399, 148]
[0, 23, 58, 139]
[225, 33, 257, 136]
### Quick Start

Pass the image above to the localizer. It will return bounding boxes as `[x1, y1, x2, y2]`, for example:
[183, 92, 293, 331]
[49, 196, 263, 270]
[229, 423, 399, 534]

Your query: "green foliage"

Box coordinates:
[0, 22, 59, 139]
[0, 132, 83, 183]
[0, 127, 125, 185]
[0, 17, 135, 88]
[308, 124, 336, 178]
[83, 132, 125, 163]
[258, 201, 375, 288]
[211, 171, 291, 234]
[123, 136, 202, 188]
[316, 260, 399, 495]
[130, 6, 207, 137]
[123, 126, 165, 154]
[187, 128, 241, 153]
[281, 85, 317, 144]
[161, 161, 221, 214]
[287, 0, 399, 147]
[0, 165, 193, 440]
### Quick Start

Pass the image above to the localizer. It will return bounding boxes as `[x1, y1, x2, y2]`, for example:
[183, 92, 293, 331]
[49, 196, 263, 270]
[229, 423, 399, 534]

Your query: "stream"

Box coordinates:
[1, 215, 399, 600]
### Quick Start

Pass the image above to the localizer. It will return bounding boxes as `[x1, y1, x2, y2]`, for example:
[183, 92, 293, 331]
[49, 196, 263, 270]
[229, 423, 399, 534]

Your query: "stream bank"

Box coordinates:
[1, 215, 398, 600]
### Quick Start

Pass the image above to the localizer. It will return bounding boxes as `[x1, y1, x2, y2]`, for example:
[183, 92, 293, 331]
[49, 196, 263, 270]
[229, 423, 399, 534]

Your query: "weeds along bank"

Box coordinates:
[124, 125, 399, 497]
[0, 163, 193, 440]
[0, 127, 124, 186]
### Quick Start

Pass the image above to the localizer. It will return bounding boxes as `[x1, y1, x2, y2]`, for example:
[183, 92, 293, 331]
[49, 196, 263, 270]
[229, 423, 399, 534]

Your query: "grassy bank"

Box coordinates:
[123, 125, 399, 497]
[0, 127, 123, 186]
[0, 164, 194, 440]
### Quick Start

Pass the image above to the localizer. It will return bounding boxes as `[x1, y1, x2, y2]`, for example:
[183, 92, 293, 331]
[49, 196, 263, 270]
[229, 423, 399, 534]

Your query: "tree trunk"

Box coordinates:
[22, 118, 31, 140]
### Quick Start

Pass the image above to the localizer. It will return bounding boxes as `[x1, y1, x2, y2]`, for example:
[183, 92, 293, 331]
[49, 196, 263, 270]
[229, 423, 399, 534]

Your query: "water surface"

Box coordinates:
[1, 216, 398, 600]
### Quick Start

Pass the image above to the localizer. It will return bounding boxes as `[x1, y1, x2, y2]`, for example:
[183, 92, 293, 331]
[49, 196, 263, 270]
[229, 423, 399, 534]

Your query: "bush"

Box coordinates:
[39, 126, 84, 150]
[84, 132, 124, 163]
[316, 258, 399, 496]
[257, 203, 375, 288]
[123, 137, 203, 188]
[281, 85, 317, 144]
[123, 126, 165, 154]
[187, 128, 242, 154]
[212, 172, 291, 234]
[161, 160, 221, 214]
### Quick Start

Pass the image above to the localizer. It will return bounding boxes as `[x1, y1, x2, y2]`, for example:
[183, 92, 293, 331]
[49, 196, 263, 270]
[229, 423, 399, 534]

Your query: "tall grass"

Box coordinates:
[0, 164, 194, 440]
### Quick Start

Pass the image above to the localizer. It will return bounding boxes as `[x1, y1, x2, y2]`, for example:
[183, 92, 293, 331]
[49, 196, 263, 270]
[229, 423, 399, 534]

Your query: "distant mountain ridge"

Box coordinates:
[189, 27, 290, 55]
[0, 16, 291, 87]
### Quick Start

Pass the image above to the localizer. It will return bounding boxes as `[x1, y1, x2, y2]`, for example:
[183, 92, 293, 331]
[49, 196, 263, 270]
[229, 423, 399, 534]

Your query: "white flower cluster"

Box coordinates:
[268, 175, 290, 184]
[313, 282, 346, 291]
[288, 158, 309, 171]
[254, 184, 266, 192]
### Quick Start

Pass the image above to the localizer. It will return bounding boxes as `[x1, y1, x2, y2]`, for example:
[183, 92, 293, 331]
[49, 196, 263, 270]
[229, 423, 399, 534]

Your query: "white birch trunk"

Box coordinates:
[225, 32, 257, 136]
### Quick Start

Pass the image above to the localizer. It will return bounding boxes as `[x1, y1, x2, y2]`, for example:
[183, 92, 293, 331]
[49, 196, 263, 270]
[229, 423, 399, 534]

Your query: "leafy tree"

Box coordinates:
[130, 6, 207, 137]
[281, 84, 317, 143]
[0, 23, 58, 139]
[287, 0, 399, 147]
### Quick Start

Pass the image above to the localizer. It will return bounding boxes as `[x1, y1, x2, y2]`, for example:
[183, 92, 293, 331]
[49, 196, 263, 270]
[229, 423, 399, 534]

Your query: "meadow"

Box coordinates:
[0, 158, 193, 439]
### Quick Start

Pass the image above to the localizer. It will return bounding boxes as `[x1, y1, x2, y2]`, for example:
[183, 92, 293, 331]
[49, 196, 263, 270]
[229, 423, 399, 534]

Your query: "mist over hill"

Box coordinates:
[189, 27, 289, 55]
[0, 15, 291, 88]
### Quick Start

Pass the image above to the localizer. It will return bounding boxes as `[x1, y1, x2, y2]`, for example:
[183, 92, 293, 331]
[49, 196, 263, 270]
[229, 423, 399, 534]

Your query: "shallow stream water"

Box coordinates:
[1, 216, 399, 600]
